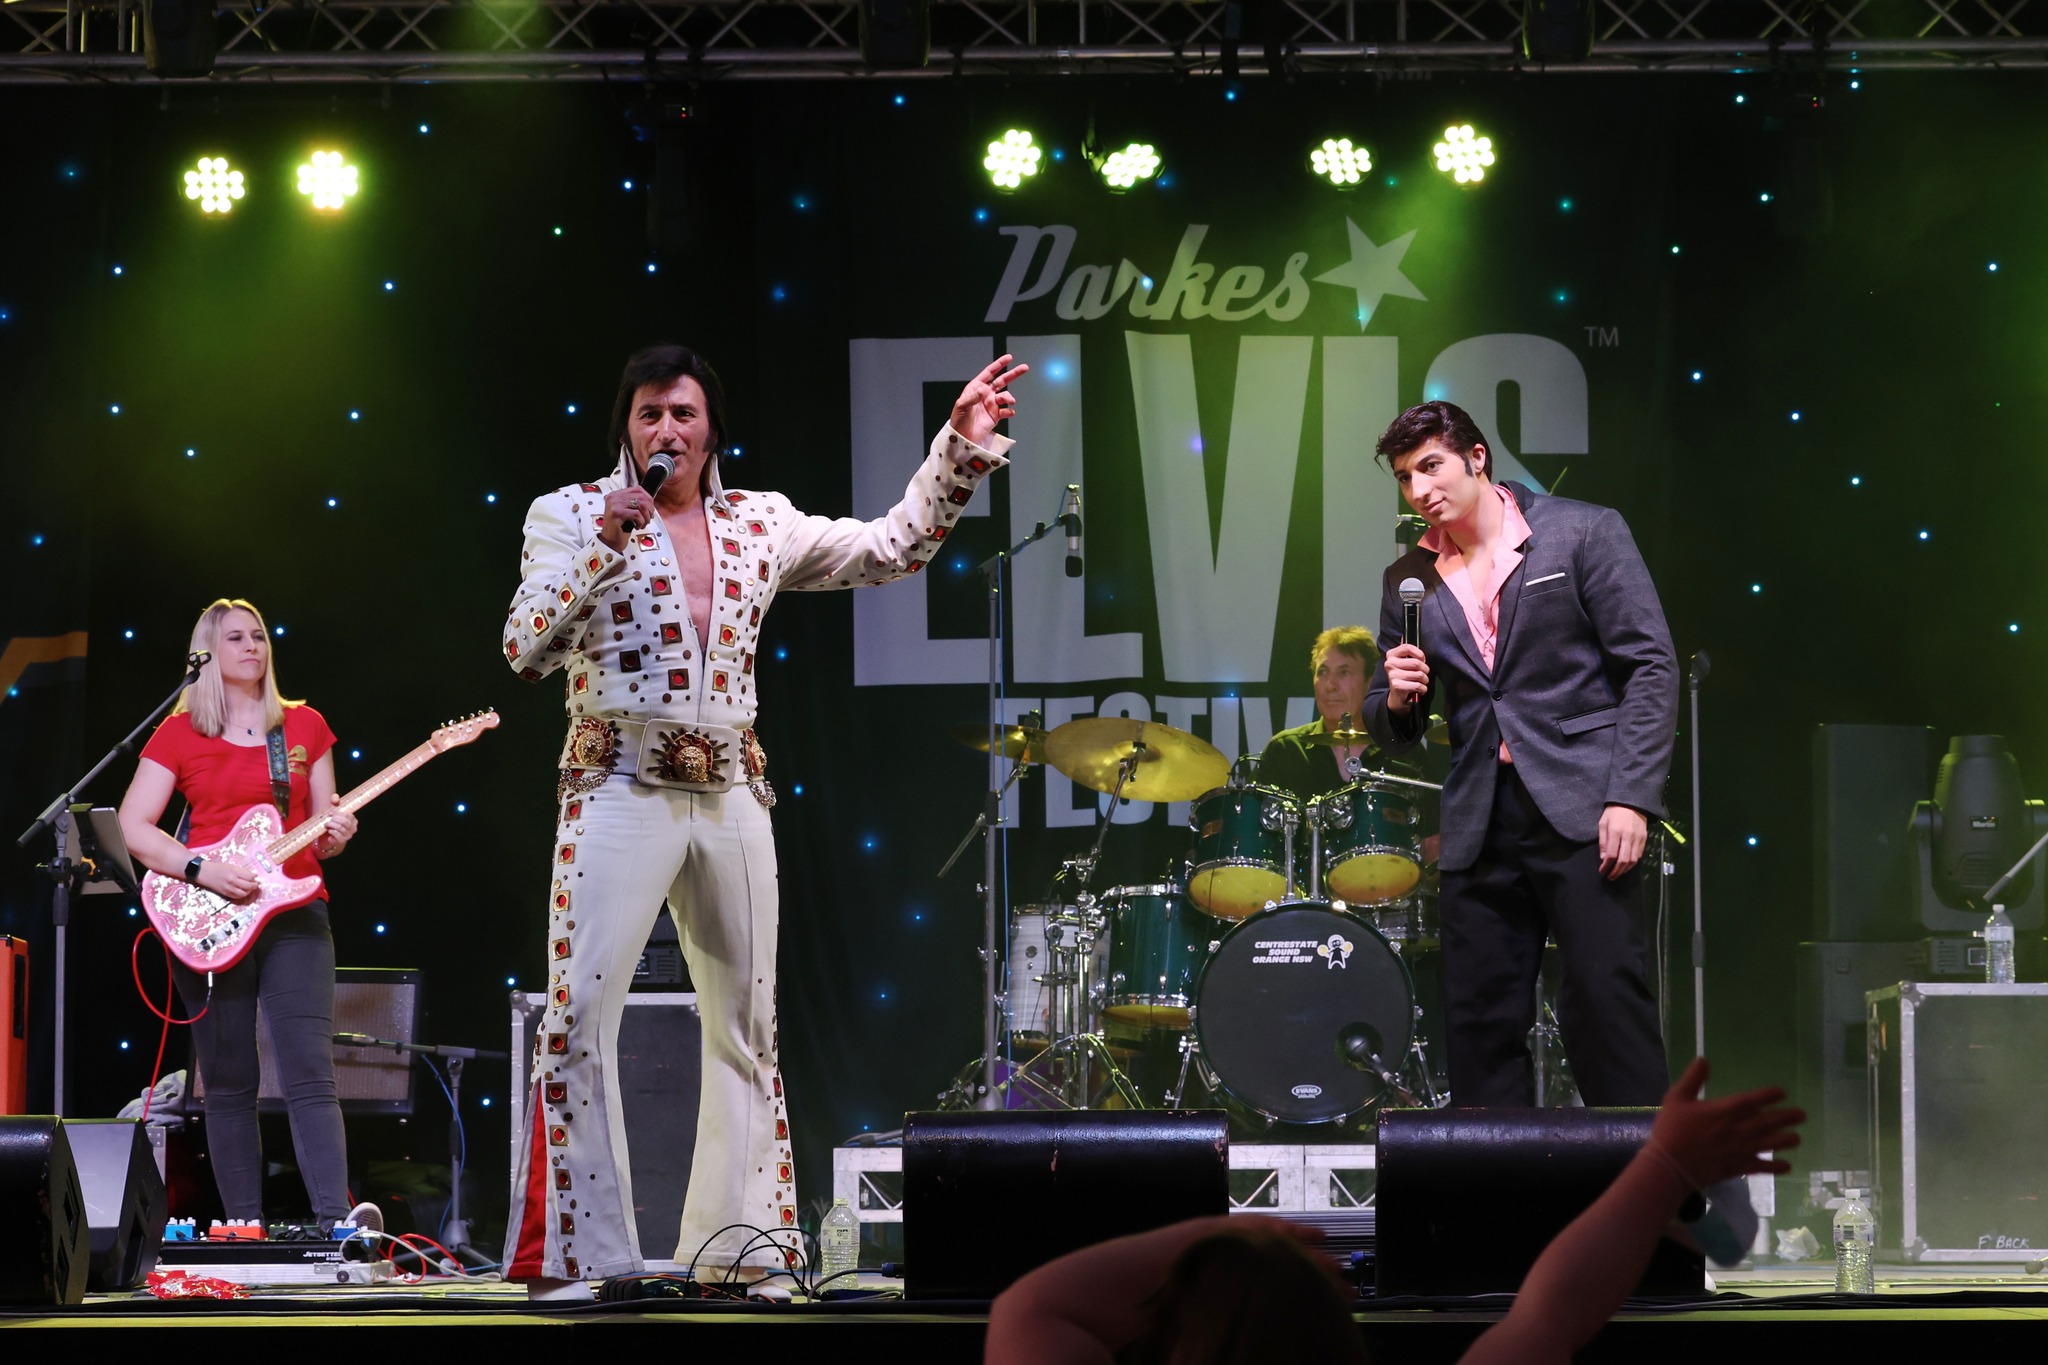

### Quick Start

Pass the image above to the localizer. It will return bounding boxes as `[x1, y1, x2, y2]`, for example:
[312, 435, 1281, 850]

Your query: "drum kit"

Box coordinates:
[940, 715, 1458, 1133]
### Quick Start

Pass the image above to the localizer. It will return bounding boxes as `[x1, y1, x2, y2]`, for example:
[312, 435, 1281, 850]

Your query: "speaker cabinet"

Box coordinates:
[192, 967, 421, 1116]
[901, 1110, 1230, 1300]
[1376, 1107, 1703, 1297]
[66, 1119, 168, 1291]
[143, 0, 216, 77]
[858, 0, 930, 67]
[509, 992, 701, 1259]
[1812, 724, 1932, 941]
[0, 1117, 88, 1305]
[1794, 941, 1923, 1175]
[0, 937, 25, 1114]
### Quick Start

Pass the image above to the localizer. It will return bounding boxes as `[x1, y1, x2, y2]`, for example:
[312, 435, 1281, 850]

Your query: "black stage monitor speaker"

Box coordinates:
[66, 1119, 168, 1292]
[193, 967, 421, 1116]
[901, 1109, 1229, 1300]
[1376, 1107, 1704, 1298]
[0, 1117, 89, 1305]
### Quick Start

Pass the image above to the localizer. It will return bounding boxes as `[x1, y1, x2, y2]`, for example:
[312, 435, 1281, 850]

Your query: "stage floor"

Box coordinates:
[5, 1263, 2046, 1361]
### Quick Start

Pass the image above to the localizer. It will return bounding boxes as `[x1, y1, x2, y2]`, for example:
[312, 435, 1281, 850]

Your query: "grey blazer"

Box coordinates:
[1364, 481, 1677, 873]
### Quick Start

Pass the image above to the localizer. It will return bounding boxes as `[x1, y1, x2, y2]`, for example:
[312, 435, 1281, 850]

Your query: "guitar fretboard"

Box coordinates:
[265, 738, 444, 864]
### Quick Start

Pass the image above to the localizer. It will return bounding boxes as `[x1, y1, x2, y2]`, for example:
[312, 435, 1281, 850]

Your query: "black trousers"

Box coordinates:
[173, 901, 351, 1224]
[1437, 765, 1669, 1107]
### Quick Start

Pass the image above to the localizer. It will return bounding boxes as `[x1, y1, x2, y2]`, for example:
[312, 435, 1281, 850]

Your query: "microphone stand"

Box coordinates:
[1687, 651, 1711, 1061]
[335, 1032, 510, 1265]
[16, 657, 205, 1115]
[966, 496, 1071, 1111]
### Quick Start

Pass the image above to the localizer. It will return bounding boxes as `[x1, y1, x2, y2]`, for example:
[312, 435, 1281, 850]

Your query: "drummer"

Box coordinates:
[1259, 628, 1447, 853]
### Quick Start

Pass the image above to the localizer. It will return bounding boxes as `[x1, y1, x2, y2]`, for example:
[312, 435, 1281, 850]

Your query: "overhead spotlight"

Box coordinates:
[1097, 142, 1161, 193]
[984, 130, 1043, 192]
[183, 156, 245, 214]
[1310, 137, 1370, 188]
[296, 150, 359, 211]
[1433, 125, 1496, 184]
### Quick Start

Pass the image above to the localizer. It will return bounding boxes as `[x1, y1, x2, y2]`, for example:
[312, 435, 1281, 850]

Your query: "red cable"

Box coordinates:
[130, 928, 209, 1122]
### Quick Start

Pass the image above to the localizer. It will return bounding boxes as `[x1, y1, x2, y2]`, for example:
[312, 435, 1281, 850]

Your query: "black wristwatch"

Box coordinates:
[184, 855, 205, 885]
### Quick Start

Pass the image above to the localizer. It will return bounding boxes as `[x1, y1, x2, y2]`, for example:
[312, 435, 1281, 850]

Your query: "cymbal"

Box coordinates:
[949, 722, 1049, 764]
[1043, 717, 1230, 804]
[1307, 716, 1451, 745]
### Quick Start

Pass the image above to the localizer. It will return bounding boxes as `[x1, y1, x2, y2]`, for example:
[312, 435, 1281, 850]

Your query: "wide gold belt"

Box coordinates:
[557, 717, 772, 805]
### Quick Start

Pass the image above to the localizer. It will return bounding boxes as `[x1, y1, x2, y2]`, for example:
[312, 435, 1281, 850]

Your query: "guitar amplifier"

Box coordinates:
[191, 967, 421, 1116]
[0, 938, 26, 1114]
[509, 992, 701, 1258]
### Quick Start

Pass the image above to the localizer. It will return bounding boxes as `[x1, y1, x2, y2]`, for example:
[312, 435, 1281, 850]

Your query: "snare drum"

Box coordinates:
[1365, 893, 1440, 952]
[1318, 781, 1423, 905]
[1188, 784, 1299, 920]
[1102, 884, 1208, 1030]
[1005, 905, 1109, 1040]
[1191, 901, 1415, 1125]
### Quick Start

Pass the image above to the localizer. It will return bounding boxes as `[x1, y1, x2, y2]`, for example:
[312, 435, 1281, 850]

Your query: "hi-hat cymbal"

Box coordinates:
[1043, 717, 1230, 803]
[1306, 726, 1374, 748]
[1426, 713, 1449, 744]
[949, 722, 1049, 764]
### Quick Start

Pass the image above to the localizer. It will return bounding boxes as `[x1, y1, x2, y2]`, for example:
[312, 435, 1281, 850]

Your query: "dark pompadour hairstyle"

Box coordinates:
[606, 343, 732, 492]
[1373, 400, 1490, 479]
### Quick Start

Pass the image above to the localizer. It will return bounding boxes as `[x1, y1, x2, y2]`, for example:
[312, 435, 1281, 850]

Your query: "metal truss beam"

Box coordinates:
[5, 0, 2048, 83]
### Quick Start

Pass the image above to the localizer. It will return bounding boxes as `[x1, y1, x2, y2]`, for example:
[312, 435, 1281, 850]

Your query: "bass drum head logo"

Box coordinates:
[1316, 933, 1354, 969]
[1291, 1083, 1323, 1099]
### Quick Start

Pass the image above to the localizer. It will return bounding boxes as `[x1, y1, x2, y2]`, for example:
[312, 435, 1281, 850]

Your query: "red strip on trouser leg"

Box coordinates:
[507, 1085, 551, 1279]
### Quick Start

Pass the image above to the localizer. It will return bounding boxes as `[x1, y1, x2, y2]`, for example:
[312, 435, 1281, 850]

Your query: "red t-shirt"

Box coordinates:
[139, 705, 338, 890]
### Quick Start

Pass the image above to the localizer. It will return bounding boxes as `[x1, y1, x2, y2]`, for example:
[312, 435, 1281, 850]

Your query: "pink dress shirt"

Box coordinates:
[1418, 484, 1531, 762]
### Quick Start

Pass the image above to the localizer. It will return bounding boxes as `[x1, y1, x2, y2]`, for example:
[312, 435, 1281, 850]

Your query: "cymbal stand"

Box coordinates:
[970, 497, 1069, 1111]
[1066, 741, 1145, 892]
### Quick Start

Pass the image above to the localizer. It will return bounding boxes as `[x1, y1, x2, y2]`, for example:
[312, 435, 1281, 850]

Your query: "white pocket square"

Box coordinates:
[1526, 571, 1567, 587]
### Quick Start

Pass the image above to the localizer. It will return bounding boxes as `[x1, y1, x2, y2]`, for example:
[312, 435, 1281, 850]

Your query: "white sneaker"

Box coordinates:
[346, 1201, 385, 1235]
[527, 1277, 595, 1302]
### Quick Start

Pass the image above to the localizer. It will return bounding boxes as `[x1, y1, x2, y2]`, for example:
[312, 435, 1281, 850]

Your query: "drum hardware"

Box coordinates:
[948, 721, 1050, 765]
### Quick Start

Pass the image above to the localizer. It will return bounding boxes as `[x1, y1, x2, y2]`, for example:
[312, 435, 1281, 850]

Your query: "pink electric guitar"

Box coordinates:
[141, 711, 499, 973]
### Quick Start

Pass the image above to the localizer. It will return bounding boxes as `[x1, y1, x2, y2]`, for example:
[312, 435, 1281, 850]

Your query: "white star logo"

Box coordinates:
[1314, 219, 1427, 331]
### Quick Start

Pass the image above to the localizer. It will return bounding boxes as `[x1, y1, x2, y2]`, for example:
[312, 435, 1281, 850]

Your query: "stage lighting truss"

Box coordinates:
[296, 150, 359, 210]
[183, 156, 246, 214]
[1432, 125, 1495, 184]
[984, 129, 1043, 192]
[1097, 142, 1161, 192]
[1310, 137, 1370, 188]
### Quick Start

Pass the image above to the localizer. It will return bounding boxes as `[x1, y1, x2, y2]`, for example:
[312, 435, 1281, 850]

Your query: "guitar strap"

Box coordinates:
[264, 724, 290, 823]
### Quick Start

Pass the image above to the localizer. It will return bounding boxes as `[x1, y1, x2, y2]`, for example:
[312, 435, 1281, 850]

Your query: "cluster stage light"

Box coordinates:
[1310, 137, 1370, 188]
[984, 129, 1043, 191]
[1098, 142, 1162, 192]
[297, 150, 360, 210]
[183, 157, 245, 214]
[1433, 124, 1496, 184]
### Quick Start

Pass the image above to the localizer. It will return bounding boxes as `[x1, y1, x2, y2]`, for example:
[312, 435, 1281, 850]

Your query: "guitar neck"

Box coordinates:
[267, 739, 443, 863]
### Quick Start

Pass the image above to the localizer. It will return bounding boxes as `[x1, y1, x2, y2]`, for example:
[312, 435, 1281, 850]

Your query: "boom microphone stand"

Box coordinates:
[960, 494, 1073, 1111]
[17, 650, 210, 1115]
[1688, 651, 1711, 1060]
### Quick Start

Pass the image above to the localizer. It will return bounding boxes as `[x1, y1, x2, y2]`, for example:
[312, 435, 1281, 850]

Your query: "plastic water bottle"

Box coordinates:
[1984, 904, 2017, 984]
[819, 1197, 859, 1287]
[1833, 1188, 1875, 1294]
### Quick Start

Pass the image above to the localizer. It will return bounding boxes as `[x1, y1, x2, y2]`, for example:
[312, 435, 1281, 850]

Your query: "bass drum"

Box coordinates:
[1192, 902, 1414, 1125]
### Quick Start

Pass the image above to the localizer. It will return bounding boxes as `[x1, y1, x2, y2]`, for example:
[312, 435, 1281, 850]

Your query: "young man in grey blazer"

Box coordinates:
[1363, 401, 1675, 1107]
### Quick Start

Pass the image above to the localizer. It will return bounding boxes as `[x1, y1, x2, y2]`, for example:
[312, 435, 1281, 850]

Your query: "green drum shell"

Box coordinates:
[1320, 781, 1423, 906]
[1187, 784, 1297, 921]
[1103, 885, 1211, 1030]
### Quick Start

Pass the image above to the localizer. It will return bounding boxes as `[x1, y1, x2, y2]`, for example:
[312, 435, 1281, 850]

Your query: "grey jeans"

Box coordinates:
[174, 901, 351, 1224]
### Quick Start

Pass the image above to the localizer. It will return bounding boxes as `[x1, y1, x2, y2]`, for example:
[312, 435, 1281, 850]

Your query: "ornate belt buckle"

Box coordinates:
[652, 727, 729, 786]
[557, 718, 621, 800]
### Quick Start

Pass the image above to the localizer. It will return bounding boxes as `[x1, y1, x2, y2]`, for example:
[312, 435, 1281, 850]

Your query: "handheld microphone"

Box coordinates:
[1062, 484, 1083, 579]
[622, 450, 676, 534]
[1398, 577, 1425, 651]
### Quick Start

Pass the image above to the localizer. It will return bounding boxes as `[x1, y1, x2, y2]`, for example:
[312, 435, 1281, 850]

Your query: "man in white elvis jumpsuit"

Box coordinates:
[501, 344, 1028, 1295]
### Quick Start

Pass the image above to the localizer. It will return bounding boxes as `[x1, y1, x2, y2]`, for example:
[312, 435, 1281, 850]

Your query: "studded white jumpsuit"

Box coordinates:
[501, 425, 1010, 1280]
